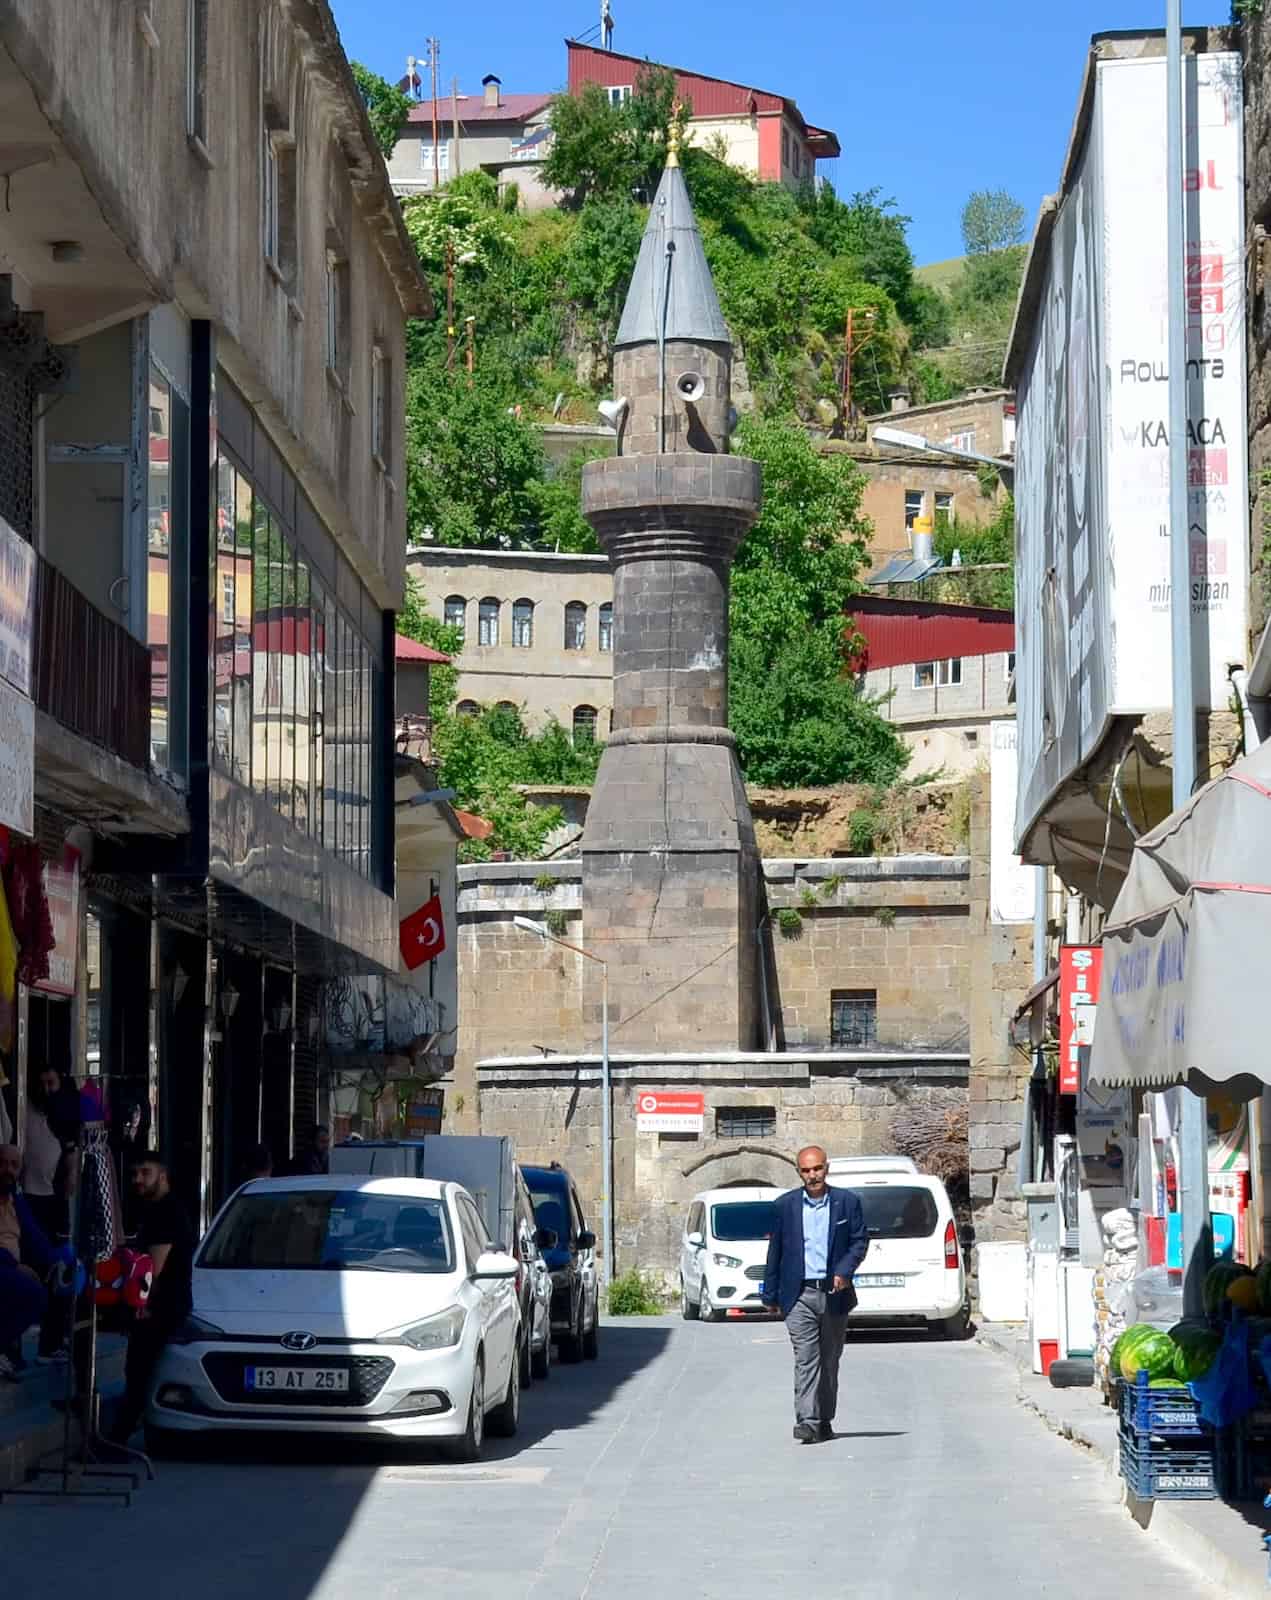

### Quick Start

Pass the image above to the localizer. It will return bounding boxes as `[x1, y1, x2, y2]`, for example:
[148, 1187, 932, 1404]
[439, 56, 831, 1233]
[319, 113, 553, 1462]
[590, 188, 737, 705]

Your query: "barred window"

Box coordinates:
[831, 990, 878, 1048]
[715, 1106, 776, 1139]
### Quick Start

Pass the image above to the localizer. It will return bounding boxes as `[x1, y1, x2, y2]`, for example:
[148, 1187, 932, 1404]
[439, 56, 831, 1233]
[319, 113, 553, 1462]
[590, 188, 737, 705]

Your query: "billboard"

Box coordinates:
[1015, 52, 1248, 849]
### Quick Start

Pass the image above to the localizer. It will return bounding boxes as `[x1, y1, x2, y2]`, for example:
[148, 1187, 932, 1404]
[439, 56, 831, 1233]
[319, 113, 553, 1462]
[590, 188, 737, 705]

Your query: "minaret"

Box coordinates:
[579, 118, 764, 1050]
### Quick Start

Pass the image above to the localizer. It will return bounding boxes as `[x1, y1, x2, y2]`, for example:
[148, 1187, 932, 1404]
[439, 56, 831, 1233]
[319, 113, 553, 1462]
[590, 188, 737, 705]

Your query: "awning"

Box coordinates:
[1089, 740, 1271, 1098]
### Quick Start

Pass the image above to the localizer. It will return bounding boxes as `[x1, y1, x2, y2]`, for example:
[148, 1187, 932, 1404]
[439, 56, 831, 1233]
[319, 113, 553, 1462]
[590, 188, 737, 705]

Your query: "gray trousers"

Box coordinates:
[786, 1287, 849, 1426]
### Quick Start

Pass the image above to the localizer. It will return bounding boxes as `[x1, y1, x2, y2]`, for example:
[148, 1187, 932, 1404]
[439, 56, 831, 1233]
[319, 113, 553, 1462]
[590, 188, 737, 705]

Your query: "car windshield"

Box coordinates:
[710, 1201, 777, 1242]
[200, 1190, 454, 1273]
[841, 1185, 939, 1240]
[528, 1187, 570, 1245]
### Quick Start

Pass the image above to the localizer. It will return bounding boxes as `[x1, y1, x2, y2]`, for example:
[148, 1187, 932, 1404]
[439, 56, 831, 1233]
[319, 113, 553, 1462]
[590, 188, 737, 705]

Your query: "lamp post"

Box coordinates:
[871, 424, 1015, 485]
[512, 916, 612, 1293]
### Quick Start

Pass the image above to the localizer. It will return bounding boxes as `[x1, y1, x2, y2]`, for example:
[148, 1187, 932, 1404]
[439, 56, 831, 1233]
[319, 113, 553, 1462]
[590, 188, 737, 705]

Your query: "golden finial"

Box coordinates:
[666, 101, 684, 168]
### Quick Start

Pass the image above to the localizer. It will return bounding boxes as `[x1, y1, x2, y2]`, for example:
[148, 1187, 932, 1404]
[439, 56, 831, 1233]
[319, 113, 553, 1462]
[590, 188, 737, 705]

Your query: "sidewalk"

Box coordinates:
[976, 1322, 1271, 1597]
[0, 1331, 126, 1492]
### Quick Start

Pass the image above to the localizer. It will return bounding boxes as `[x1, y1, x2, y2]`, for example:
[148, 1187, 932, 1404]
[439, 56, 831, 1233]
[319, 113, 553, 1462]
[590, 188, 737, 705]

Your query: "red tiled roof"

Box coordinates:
[405, 92, 551, 127]
[454, 808, 493, 840]
[565, 41, 840, 157]
[395, 633, 451, 664]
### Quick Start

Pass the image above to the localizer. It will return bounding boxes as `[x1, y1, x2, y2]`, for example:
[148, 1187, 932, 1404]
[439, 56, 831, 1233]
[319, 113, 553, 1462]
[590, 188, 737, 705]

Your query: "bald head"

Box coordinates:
[796, 1145, 829, 1197]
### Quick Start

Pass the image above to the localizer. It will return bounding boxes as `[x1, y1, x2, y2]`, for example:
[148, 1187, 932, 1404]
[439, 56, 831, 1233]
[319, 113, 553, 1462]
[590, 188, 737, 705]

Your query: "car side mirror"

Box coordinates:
[535, 1227, 558, 1251]
[686, 1230, 704, 1248]
[576, 1229, 596, 1251]
[472, 1249, 518, 1281]
[959, 1224, 975, 1252]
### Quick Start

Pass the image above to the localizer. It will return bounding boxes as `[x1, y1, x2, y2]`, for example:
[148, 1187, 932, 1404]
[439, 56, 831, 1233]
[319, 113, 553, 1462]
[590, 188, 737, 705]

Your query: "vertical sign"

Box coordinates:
[0, 513, 34, 693]
[989, 720, 1033, 923]
[33, 847, 81, 997]
[1059, 944, 1102, 1094]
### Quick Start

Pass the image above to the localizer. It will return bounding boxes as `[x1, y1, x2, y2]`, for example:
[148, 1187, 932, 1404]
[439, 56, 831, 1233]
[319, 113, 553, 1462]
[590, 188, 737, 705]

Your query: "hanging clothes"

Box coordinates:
[6, 841, 53, 988]
[0, 873, 18, 1054]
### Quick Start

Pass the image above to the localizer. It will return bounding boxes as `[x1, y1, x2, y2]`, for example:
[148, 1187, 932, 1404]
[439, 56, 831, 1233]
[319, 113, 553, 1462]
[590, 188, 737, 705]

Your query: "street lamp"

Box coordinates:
[871, 424, 1015, 483]
[512, 916, 613, 1293]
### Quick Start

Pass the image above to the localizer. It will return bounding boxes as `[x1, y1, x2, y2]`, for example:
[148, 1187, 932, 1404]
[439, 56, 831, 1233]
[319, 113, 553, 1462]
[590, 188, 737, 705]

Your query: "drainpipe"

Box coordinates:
[1230, 665, 1261, 754]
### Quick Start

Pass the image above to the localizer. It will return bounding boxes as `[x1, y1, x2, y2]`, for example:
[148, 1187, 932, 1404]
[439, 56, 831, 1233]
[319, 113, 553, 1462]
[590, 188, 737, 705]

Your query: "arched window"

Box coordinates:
[478, 597, 500, 646]
[444, 594, 466, 635]
[564, 600, 586, 651]
[456, 699, 480, 718]
[496, 700, 518, 714]
[512, 598, 534, 648]
[598, 601, 613, 653]
[573, 704, 598, 744]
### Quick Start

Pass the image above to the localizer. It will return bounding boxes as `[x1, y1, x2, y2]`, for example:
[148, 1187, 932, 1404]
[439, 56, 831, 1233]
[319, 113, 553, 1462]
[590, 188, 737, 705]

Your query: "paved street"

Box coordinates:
[3, 1321, 1204, 1599]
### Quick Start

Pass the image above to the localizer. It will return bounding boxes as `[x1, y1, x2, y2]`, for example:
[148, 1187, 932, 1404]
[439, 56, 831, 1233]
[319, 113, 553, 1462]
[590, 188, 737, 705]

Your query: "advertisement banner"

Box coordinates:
[404, 1090, 444, 1138]
[0, 674, 33, 837]
[636, 1091, 705, 1134]
[0, 514, 34, 694]
[32, 847, 81, 997]
[989, 721, 1033, 923]
[1059, 945, 1103, 1094]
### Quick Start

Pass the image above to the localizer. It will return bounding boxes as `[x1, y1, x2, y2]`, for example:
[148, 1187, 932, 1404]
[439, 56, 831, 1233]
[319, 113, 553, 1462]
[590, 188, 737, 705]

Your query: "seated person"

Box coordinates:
[0, 1143, 55, 1376]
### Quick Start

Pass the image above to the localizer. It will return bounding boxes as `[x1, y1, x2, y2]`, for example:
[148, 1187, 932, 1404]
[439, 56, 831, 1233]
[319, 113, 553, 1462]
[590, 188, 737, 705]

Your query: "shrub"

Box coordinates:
[544, 908, 568, 937]
[876, 906, 896, 928]
[848, 807, 879, 855]
[775, 907, 803, 939]
[533, 873, 557, 894]
[607, 1268, 665, 1316]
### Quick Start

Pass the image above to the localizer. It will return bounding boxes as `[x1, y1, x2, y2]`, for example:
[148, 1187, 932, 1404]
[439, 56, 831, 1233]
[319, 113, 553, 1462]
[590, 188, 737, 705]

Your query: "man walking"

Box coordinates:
[762, 1145, 868, 1443]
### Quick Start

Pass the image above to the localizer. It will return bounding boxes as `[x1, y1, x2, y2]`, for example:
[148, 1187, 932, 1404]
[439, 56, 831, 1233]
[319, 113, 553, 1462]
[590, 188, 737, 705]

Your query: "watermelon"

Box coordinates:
[1204, 1261, 1254, 1317]
[1171, 1323, 1222, 1381]
[1118, 1324, 1178, 1382]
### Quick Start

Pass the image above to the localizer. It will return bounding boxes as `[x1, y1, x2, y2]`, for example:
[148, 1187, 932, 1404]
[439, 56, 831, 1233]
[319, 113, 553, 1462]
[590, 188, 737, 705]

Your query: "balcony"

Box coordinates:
[33, 554, 151, 770]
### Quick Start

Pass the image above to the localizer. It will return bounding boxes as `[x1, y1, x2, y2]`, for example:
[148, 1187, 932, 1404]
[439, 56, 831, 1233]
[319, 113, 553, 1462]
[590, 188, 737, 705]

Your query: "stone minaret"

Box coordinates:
[579, 126, 763, 1051]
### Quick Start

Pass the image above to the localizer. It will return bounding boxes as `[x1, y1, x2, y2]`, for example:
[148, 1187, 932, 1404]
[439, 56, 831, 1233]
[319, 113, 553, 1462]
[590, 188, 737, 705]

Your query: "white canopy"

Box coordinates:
[1089, 740, 1271, 1099]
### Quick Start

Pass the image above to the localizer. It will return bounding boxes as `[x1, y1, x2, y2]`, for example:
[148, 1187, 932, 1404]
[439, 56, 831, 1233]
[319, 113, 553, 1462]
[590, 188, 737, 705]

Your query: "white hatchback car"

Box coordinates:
[827, 1156, 969, 1338]
[146, 1176, 521, 1458]
[679, 1186, 784, 1321]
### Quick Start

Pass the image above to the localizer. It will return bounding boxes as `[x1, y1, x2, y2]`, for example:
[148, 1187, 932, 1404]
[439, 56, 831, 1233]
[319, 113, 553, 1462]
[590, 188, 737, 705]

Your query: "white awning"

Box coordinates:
[1089, 740, 1271, 1098]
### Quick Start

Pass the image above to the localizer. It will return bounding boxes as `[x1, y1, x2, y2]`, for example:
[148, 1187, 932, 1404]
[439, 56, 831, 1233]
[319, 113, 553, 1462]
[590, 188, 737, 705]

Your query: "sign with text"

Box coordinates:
[0, 674, 33, 837]
[1059, 945, 1103, 1095]
[33, 847, 81, 997]
[0, 514, 33, 694]
[636, 1091, 705, 1134]
[404, 1090, 444, 1139]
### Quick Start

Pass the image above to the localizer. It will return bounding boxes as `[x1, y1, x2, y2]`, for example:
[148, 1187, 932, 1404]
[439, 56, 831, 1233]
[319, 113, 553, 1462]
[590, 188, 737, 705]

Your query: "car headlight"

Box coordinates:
[167, 1314, 226, 1345]
[712, 1252, 742, 1269]
[377, 1306, 466, 1351]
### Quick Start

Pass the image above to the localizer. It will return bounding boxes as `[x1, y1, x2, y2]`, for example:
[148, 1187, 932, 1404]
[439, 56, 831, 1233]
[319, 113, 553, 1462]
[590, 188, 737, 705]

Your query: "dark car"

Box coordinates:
[512, 1165, 555, 1385]
[522, 1163, 600, 1362]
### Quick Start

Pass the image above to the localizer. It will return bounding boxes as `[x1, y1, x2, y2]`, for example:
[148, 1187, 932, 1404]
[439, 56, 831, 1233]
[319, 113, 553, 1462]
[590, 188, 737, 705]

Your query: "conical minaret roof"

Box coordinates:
[614, 152, 730, 350]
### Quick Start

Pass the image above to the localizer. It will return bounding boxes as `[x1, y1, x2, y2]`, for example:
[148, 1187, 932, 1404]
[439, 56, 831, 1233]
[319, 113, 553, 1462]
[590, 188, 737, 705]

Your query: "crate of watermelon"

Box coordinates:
[1118, 1429, 1218, 1500]
[1119, 1368, 1204, 1437]
[1111, 1322, 1223, 1422]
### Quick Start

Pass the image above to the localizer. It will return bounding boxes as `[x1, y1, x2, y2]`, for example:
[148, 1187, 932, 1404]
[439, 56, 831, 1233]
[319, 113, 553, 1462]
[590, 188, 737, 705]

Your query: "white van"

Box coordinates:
[827, 1157, 969, 1338]
[679, 1186, 784, 1322]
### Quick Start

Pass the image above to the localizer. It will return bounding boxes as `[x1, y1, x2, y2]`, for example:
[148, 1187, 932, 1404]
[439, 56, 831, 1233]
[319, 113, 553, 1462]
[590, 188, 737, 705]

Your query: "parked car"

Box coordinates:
[521, 1163, 600, 1362]
[512, 1165, 555, 1384]
[145, 1176, 521, 1459]
[679, 1186, 784, 1321]
[826, 1156, 969, 1338]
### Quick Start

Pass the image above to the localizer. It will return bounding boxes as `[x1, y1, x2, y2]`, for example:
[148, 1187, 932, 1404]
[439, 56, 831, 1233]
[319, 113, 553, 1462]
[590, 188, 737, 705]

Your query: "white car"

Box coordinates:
[679, 1186, 784, 1321]
[146, 1176, 521, 1458]
[826, 1157, 969, 1338]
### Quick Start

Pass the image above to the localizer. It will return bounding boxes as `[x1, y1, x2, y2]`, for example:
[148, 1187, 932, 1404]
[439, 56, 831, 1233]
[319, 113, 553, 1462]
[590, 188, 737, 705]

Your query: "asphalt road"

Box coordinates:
[3, 1319, 1207, 1599]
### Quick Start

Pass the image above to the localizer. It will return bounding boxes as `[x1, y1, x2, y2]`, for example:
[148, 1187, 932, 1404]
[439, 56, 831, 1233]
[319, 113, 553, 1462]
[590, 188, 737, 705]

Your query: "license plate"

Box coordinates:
[245, 1366, 349, 1393]
[855, 1274, 906, 1289]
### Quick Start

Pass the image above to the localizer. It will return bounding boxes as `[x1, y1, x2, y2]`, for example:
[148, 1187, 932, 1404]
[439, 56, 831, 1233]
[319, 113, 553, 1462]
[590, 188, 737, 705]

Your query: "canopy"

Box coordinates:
[1088, 740, 1271, 1099]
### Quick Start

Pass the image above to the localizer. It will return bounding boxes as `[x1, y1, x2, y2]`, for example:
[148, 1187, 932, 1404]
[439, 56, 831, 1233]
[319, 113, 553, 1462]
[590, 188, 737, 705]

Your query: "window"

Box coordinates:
[418, 141, 451, 184]
[573, 705, 598, 744]
[263, 127, 297, 289]
[325, 251, 350, 383]
[512, 598, 534, 648]
[934, 492, 954, 526]
[496, 700, 518, 714]
[221, 571, 235, 625]
[456, 699, 480, 718]
[201, 1190, 454, 1273]
[1006, 650, 1016, 680]
[186, 0, 208, 145]
[710, 1200, 778, 1240]
[478, 598, 500, 646]
[904, 490, 925, 531]
[944, 427, 975, 453]
[606, 85, 632, 105]
[715, 1106, 776, 1139]
[831, 990, 878, 1048]
[371, 346, 390, 469]
[564, 600, 586, 650]
[598, 601, 613, 653]
[912, 658, 961, 690]
[444, 595, 466, 635]
[456, 1194, 491, 1269]
[850, 1186, 939, 1240]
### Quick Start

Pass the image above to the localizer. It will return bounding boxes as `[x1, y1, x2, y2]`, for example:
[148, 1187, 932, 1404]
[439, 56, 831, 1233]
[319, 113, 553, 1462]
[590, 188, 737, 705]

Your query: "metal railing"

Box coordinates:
[33, 554, 151, 769]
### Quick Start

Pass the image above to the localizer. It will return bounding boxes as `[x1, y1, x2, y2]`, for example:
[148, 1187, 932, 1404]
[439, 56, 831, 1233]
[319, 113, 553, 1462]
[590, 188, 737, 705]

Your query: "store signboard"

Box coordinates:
[989, 721, 1033, 924]
[1059, 944, 1102, 1094]
[0, 514, 34, 694]
[636, 1091, 704, 1134]
[33, 848, 81, 997]
[404, 1090, 443, 1138]
[0, 674, 33, 837]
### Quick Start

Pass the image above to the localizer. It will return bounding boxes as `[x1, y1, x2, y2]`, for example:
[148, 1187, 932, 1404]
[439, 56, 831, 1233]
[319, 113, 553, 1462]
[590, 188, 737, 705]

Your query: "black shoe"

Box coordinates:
[793, 1423, 817, 1444]
[817, 1423, 834, 1441]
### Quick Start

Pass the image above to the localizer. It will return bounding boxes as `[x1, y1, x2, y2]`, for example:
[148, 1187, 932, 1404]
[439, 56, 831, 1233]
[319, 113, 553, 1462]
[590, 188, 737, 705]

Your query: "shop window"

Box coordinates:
[831, 990, 878, 1048]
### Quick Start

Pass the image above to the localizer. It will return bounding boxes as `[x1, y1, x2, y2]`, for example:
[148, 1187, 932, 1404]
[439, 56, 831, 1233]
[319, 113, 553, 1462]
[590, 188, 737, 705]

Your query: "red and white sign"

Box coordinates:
[636, 1091, 704, 1134]
[400, 894, 445, 971]
[1059, 945, 1102, 1095]
[33, 846, 80, 997]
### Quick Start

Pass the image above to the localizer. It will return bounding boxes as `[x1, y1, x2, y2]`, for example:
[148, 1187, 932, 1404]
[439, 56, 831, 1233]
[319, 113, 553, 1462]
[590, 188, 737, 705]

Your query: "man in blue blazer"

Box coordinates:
[761, 1145, 869, 1443]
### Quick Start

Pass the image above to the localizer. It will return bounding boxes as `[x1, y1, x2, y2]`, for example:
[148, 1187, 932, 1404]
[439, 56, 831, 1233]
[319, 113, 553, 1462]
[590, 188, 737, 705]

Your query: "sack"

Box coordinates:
[1190, 1318, 1257, 1428]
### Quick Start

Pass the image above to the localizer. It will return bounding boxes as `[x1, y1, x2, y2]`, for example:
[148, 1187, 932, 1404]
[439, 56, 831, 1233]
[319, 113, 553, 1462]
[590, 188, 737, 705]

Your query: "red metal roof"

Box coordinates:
[405, 92, 551, 127]
[395, 633, 451, 665]
[846, 596, 1014, 672]
[565, 41, 840, 156]
[453, 808, 493, 840]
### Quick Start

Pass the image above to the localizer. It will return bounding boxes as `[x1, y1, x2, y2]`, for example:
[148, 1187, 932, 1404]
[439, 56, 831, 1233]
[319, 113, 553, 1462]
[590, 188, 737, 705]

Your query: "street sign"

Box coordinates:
[1059, 945, 1102, 1094]
[636, 1091, 704, 1134]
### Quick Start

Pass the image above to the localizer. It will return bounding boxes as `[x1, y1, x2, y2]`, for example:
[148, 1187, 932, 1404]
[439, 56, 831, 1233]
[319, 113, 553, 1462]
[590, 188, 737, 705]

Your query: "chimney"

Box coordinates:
[888, 386, 911, 413]
[482, 74, 501, 110]
[912, 530, 935, 563]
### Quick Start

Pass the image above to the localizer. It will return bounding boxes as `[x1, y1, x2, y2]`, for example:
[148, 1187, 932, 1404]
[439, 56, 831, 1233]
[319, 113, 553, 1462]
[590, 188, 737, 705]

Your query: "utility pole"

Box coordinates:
[445, 239, 456, 372]
[840, 306, 876, 438]
[451, 77, 461, 176]
[464, 316, 475, 386]
[427, 37, 440, 190]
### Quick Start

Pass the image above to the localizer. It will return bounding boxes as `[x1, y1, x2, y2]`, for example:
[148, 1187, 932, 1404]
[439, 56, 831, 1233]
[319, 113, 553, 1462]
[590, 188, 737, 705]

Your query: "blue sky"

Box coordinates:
[331, 0, 1180, 264]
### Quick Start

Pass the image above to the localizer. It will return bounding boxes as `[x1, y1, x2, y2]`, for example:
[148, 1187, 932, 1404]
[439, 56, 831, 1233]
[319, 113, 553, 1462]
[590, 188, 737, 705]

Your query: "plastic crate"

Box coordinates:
[1119, 1429, 1217, 1500]
[1118, 1371, 1203, 1437]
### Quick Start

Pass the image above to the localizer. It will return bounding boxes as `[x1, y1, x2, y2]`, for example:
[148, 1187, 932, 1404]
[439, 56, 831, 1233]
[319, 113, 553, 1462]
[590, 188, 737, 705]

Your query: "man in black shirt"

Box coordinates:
[106, 1153, 194, 1447]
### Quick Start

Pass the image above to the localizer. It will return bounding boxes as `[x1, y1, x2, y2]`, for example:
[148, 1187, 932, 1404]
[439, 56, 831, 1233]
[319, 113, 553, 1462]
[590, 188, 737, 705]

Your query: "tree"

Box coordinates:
[395, 579, 462, 715]
[542, 66, 679, 209]
[960, 189, 1027, 256]
[350, 62, 412, 160]
[728, 418, 908, 786]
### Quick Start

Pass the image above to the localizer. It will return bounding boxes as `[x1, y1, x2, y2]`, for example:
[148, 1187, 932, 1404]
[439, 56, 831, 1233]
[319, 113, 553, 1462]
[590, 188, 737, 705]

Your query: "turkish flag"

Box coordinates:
[400, 894, 446, 970]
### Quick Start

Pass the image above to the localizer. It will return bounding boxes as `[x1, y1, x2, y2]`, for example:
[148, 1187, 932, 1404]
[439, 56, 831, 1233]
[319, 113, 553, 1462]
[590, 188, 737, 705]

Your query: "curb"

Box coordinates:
[975, 1326, 1268, 1598]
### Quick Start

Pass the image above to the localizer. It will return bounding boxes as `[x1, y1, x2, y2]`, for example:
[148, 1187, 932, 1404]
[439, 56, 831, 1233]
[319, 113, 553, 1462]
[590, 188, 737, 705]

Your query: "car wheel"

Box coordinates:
[700, 1281, 721, 1323]
[447, 1355, 485, 1462]
[488, 1344, 520, 1438]
[519, 1325, 533, 1390]
[583, 1302, 599, 1361]
[531, 1323, 551, 1381]
[935, 1306, 970, 1341]
[559, 1299, 584, 1363]
[680, 1276, 700, 1321]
